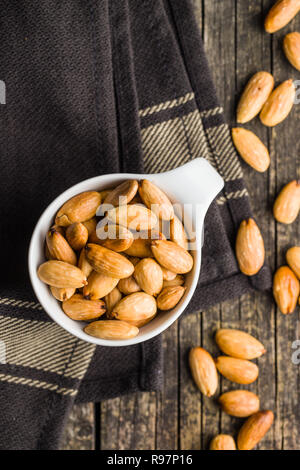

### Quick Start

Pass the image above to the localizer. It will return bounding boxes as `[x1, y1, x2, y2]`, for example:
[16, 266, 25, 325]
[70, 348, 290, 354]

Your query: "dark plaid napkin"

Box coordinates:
[0, 0, 271, 450]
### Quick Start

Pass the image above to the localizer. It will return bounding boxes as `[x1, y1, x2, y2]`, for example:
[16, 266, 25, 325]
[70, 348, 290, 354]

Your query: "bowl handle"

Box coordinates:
[150, 158, 224, 249]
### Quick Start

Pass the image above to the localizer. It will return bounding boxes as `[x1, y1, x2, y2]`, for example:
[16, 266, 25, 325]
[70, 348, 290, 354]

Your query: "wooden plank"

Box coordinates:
[271, 3, 300, 449]
[100, 392, 156, 450]
[60, 403, 95, 450]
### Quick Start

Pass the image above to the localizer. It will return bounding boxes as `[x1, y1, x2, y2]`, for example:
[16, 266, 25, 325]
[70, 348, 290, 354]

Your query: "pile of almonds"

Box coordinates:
[232, 0, 300, 315]
[189, 329, 274, 450]
[38, 180, 193, 340]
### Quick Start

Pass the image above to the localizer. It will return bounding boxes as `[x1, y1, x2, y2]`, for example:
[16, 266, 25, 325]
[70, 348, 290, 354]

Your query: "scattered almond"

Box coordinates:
[219, 390, 260, 418]
[273, 180, 300, 224]
[209, 434, 236, 451]
[237, 71, 274, 123]
[260, 79, 295, 127]
[265, 0, 300, 33]
[286, 246, 300, 278]
[237, 410, 274, 450]
[273, 265, 299, 314]
[189, 347, 218, 397]
[215, 356, 259, 384]
[215, 329, 266, 360]
[232, 128, 270, 172]
[283, 32, 300, 71]
[235, 218, 265, 275]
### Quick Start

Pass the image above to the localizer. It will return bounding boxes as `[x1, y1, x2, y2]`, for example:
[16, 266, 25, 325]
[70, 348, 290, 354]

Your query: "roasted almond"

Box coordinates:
[151, 240, 193, 274]
[124, 230, 165, 258]
[55, 191, 101, 226]
[265, 0, 300, 33]
[50, 286, 76, 302]
[260, 79, 295, 127]
[237, 72, 274, 123]
[85, 243, 134, 279]
[273, 265, 300, 314]
[83, 271, 119, 300]
[232, 128, 270, 172]
[215, 329, 266, 360]
[62, 294, 106, 321]
[104, 287, 122, 315]
[138, 179, 174, 221]
[189, 347, 218, 397]
[157, 286, 186, 310]
[237, 410, 274, 450]
[163, 275, 185, 288]
[38, 260, 87, 288]
[78, 248, 93, 278]
[134, 258, 163, 296]
[46, 229, 77, 265]
[84, 320, 139, 340]
[215, 356, 259, 384]
[283, 32, 300, 71]
[103, 180, 138, 206]
[209, 435, 236, 451]
[235, 218, 265, 275]
[118, 275, 141, 295]
[273, 180, 300, 224]
[109, 292, 157, 327]
[160, 266, 177, 281]
[95, 224, 133, 252]
[219, 390, 260, 418]
[106, 204, 157, 231]
[66, 222, 88, 251]
[286, 246, 300, 278]
[83, 217, 98, 240]
[170, 215, 189, 250]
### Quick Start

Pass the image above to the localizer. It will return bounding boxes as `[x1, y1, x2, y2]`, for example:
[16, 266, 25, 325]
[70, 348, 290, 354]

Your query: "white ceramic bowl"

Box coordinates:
[28, 158, 223, 347]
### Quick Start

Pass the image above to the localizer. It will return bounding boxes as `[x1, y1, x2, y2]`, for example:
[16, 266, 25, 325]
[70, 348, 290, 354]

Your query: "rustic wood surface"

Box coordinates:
[61, 0, 300, 450]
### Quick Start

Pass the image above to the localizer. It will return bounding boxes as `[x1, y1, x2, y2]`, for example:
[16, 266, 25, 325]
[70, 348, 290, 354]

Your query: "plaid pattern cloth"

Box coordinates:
[0, 0, 271, 449]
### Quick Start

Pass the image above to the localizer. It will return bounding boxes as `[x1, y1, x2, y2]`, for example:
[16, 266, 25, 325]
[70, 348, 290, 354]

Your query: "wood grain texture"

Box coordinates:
[64, 0, 300, 450]
[60, 403, 95, 450]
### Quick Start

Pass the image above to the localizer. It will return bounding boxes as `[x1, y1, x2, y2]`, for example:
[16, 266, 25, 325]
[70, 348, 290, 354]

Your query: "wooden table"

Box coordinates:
[61, 0, 300, 450]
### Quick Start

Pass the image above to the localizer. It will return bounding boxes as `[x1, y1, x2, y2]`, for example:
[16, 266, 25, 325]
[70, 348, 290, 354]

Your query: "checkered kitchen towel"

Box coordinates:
[0, 0, 271, 449]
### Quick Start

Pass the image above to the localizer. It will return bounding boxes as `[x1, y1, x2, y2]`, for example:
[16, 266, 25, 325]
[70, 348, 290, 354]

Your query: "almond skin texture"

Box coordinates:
[38, 260, 87, 288]
[46, 229, 77, 265]
[232, 128, 270, 172]
[170, 215, 189, 250]
[50, 286, 76, 302]
[83, 271, 119, 300]
[273, 180, 300, 224]
[95, 224, 134, 252]
[157, 286, 186, 310]
[109, 292, 157, 327]
[273, 266, 300, 314]
[66, 222, 88, 251]
[104, 287, 122, 315]
[78, 249, 93, 279]
[124, 230, 165, 258]
[215, 329, 266, 360]
[215, 356, 259, 384]
[55, 191, 101, 226]
[103, 180, 138, 207]
[85, 243, 134, 279]
[106, 204, 157, 231]
[260, 79, 295, 127]
[237, 410, 274, 450]
[163, 275, 185, 288]
[118, 276, 141, 295]
[265, 0, 300, 33]
[138, 179, 174, 221]
[237, 72, 274, 123]
[283, 32, 300, 71]
[134, 258, 163, 296]
[219, 390, 260, 418]
[62, 294, 106, 321]
[151, 240, 193, 274]
[235, 218, 265, 275]
[84, 320, 139, 340]
[189, 347, 218, 397]
[83, 217, 97, 238]
[209, 435, 236, 451]
[286, 246, 300, 278]
[160, 266, 177, 281]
